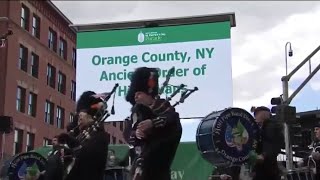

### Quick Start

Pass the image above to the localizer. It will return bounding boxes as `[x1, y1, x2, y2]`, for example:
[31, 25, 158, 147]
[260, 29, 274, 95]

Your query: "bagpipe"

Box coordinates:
[54, 83, 119, 179]
[69, 83, 119, 144]
[126, 67, 198, 147]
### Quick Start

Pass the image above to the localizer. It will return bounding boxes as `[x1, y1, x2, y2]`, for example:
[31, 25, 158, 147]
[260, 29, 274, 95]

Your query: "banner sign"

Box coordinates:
[76, 21, 233, 121]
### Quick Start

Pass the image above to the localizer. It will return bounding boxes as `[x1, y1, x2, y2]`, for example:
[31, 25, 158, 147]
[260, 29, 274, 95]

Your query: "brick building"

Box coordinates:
[104, 121, 126, 144]
[0, 1, 77, 159]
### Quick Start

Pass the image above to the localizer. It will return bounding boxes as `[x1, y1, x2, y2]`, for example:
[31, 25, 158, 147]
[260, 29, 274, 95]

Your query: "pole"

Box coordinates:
[283, 42, 294, 170]
[285, 43, 289, 76]
[1, 132, 5, 160]
[282, 80, 293, 170]
[287, 62, 320, 105]
[281, 44, 320, 171]
[283, 42, 293, 170]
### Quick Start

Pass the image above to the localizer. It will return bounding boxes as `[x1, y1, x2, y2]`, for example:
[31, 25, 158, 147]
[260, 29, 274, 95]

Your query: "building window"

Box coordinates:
[69, 113, 75, 123]
[32, 14, 40, 39]
[119, 140, 123, 144]
[43, 138, 52, 146]
[113, 122, 116, 127]
[45, 100, 54, 125]
[13, 128, 23, 155]
[30, 52, 39, 78]
[26, 132, 35, 151]
[112, 136, 116, 144]
[20, 4, 29, 31]
[19, 45, 28, 72]
[48, 28, 57, 52]
[27, 92, 37, 117]
[59, 37, 67, 60]
[47, 64, 56, 89]
[56, 106, 65, 129]
[72, 48, 76, 68]
[16, 86, 26, 113]
[71, 81, 76, 101]
[58, 71, 66, 94]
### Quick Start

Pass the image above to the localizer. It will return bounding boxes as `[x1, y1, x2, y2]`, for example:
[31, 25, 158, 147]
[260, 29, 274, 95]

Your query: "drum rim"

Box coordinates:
[196, 108, 227, 151]
[9, 152, 48, 165]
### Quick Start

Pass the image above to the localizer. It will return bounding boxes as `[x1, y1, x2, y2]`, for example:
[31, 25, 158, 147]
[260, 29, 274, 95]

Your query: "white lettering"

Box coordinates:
[171, 170, 185, 180]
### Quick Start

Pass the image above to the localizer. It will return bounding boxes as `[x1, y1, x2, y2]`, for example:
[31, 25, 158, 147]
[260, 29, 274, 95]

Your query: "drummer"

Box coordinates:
[251, 106, 284, 180]
[47, 135, 60, 157]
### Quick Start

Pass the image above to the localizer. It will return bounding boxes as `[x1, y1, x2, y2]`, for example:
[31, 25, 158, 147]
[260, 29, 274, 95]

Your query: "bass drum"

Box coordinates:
[196, 107, 260, 166]
[7, 152, 47, 180]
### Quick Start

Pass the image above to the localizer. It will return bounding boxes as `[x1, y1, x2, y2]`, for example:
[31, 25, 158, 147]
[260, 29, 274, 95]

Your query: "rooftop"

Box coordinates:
[47, 1, 75, 33]
[70, 12, 236, 33]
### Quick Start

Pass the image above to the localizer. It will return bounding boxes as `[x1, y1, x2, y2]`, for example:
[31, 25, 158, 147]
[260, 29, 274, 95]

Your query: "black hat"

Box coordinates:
[125, 67, 159, 105]
[251, 106, 270, 116]
[314, 122, 320, 128]
[76, 91, 103, 116]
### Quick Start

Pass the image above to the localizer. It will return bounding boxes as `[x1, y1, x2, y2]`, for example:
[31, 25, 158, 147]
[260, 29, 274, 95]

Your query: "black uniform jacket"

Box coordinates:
[64, 127, 109, 180]
[43, 145, 65, 180]
[130, 99, 183, 180]
[253, 119, 284, 180]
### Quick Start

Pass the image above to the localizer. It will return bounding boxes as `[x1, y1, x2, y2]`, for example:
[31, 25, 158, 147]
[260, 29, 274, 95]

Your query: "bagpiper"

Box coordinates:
[124, 67, 182, 180]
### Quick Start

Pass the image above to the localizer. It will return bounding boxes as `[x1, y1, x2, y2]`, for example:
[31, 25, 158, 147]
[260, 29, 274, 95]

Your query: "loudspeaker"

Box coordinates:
[0, 116, 13, 134]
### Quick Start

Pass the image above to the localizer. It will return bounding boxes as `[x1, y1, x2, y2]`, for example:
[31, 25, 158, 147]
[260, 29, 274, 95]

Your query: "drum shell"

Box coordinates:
[196, 110, 226, 166]
[196, 107, 260, 166]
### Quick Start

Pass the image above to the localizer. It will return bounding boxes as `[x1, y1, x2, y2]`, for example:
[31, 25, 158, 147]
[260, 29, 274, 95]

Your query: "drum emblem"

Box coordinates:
[8, 152, 47, 180]
[213, 108, 259, 164]
[225, 119, 249, 151]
